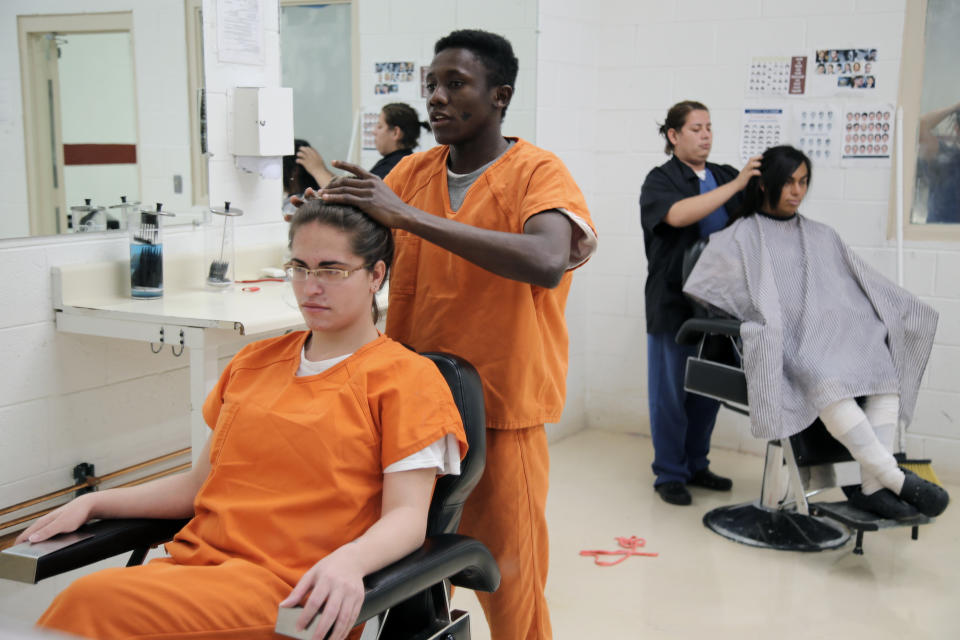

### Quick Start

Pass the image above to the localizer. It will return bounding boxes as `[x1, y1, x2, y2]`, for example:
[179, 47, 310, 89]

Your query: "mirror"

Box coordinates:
[1, 0, 206, 240]
[910, 0, 960, 225]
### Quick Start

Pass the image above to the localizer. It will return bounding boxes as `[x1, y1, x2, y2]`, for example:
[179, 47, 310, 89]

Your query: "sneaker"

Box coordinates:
[655, 482, 692, 505]
[845, 485, 924, 522]
[688, 468, 733, 491]
[899, 468, 949, 517]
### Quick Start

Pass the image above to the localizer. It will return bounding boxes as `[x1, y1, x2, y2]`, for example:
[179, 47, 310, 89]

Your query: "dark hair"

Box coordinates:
[287, 194, 393, 324]
[434, 29, 518, 119]
[658, 101, 708, 154]
[733, 145, 812, 222]
[381, 103, 430, 149]
[283, 139, 320, 195]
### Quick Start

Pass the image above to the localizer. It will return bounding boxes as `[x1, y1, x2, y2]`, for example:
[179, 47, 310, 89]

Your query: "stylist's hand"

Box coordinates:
[279, 546, 365, 640]
[15, 495, 94, 544]
[320, 160, 412, 229]
[296, 147, 334, 187]
[735, 155, 762, 189]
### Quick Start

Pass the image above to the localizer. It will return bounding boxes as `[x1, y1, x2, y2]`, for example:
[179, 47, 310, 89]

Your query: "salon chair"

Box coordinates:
[677, 240, 931, 554]
[10, 352, 498, 639]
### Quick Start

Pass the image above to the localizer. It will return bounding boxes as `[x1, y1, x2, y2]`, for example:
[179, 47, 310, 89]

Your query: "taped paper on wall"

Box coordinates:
[740, 106, 787, 163]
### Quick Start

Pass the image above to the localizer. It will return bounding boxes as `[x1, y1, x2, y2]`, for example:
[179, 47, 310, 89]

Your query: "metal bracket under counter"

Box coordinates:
[51, 250, 306, 464]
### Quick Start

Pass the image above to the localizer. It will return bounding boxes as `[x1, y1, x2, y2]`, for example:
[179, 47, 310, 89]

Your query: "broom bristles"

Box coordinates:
[895, 453, 942, 486]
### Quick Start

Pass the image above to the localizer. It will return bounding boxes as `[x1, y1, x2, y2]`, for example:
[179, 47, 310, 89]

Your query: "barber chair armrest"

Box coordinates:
[1, 518, 189, 584]
[676, 317, 741, 345]
[358, 533, 499, 620]
[276, 533, 500, 638]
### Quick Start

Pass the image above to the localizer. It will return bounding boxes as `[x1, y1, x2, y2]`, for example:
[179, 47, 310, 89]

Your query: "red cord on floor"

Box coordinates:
[579, 536, 658, 566]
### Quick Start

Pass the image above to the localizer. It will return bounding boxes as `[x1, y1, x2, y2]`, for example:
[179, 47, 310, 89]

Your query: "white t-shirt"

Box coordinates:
[296, 346, 461, 475]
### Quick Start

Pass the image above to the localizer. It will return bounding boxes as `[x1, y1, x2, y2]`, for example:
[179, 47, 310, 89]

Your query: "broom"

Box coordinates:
[894, 105, 940, 486]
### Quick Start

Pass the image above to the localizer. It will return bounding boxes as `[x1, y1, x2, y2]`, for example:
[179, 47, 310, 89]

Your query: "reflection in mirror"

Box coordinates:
[911, 0, 960, 225]
[24, 25, 139, 235]
[4, 2, 206, 241]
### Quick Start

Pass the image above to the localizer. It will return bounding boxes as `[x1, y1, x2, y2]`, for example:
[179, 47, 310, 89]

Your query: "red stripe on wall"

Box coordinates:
[63, 144, 137, 165]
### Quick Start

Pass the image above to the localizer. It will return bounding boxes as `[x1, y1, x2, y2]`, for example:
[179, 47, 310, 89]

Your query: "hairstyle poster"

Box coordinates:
[793, 104, 842, 167]
[740, 105, 788, 164]
[809, 48, 880, 96]
[361, 111, 379, 150]
[840, 104, 895, 168]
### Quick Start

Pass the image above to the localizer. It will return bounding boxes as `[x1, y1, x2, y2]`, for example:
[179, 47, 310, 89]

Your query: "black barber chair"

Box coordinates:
[9, 352, 498, 639]
[677, 240, 931, 554]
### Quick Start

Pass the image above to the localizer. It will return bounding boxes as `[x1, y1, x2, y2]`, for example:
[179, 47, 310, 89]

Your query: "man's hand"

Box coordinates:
[318, 161, 414, 229]
[279, 545, 365, 640]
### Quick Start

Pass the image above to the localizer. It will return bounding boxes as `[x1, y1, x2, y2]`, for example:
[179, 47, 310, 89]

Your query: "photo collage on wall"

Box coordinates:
[812, 48, 878, 90]
[374, 61, 415, 96]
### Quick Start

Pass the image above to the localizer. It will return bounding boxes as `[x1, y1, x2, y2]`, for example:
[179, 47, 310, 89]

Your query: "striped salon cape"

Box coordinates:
[683, 213, 938, 440]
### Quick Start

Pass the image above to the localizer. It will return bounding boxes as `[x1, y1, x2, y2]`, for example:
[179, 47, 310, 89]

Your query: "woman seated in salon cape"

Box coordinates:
[683, 145, 948, 521]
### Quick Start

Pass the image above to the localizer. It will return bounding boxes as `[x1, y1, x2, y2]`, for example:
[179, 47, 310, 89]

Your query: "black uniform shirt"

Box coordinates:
[370, 148, 414, 179]
[639, 155, 741, 334]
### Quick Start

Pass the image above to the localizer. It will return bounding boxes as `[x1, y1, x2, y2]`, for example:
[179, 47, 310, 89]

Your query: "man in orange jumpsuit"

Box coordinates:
[321, 29, 597, 640]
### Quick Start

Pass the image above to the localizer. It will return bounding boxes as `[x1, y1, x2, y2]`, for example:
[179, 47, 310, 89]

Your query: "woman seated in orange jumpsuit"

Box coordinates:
[17, 198, 468, 640]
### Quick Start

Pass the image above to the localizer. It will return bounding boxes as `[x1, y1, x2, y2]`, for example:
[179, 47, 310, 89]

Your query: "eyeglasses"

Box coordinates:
[284, 263, 365, 283]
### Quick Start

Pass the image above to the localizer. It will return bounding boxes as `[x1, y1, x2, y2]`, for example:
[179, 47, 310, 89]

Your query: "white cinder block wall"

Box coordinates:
[537, 0, 960, 482]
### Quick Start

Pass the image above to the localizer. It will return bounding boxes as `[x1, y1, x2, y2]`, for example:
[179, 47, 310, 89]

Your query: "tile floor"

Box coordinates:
[1, 429, 957, 639]
[452, 429, 960, 639]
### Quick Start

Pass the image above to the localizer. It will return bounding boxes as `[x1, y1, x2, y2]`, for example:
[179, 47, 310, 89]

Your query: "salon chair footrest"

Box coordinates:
[810, 500, 930, 531]
[703, 501, 849, 552]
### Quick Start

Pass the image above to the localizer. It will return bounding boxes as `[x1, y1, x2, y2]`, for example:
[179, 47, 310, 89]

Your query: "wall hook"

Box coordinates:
[150, 327, 165, 353]
[171, 330, 185, 357]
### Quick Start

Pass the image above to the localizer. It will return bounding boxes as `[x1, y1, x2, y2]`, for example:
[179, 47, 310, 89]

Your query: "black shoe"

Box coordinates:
[655, 482, 692, 505]
[899, 468, 949, 517]
[846, 485, 924, 522]
[688, 468, 733, 491]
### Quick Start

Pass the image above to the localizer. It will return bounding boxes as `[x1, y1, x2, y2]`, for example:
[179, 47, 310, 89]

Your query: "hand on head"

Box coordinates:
[737, 155, 762, 188]
[314, 161, 410, 229]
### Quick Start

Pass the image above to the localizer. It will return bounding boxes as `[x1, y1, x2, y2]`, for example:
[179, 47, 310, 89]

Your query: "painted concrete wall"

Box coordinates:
[537, 0, 960, 482]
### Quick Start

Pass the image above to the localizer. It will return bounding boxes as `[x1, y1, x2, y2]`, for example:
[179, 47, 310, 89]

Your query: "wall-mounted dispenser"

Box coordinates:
[231, 87, 294, 178]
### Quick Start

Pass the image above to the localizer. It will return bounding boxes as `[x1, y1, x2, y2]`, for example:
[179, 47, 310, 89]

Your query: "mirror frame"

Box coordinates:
[888, 0, 960, 242]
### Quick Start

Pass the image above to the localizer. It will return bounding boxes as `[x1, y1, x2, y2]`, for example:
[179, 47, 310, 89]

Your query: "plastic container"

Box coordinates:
[205, 201, 243, 289]
[71, 199, 107, 233]
[108, 196, 140, 231]
[129, 203, 174, 298]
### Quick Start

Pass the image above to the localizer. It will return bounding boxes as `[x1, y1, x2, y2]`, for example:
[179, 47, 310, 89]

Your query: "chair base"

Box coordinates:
[703, 501, 850, 552]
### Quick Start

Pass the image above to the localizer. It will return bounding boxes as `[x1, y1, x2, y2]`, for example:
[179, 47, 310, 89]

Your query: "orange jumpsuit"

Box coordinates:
[385, 139, 596, 639]
[38, 333, 466, 640]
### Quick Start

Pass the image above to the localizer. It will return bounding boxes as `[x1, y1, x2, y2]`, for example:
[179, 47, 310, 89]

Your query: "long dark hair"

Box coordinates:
[283, 139, 320, 196]
[732, 145, 812, 222]
[288, 196, 393, 324]
[381, 103, 430, 150]
[658, 100, 708, 154]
